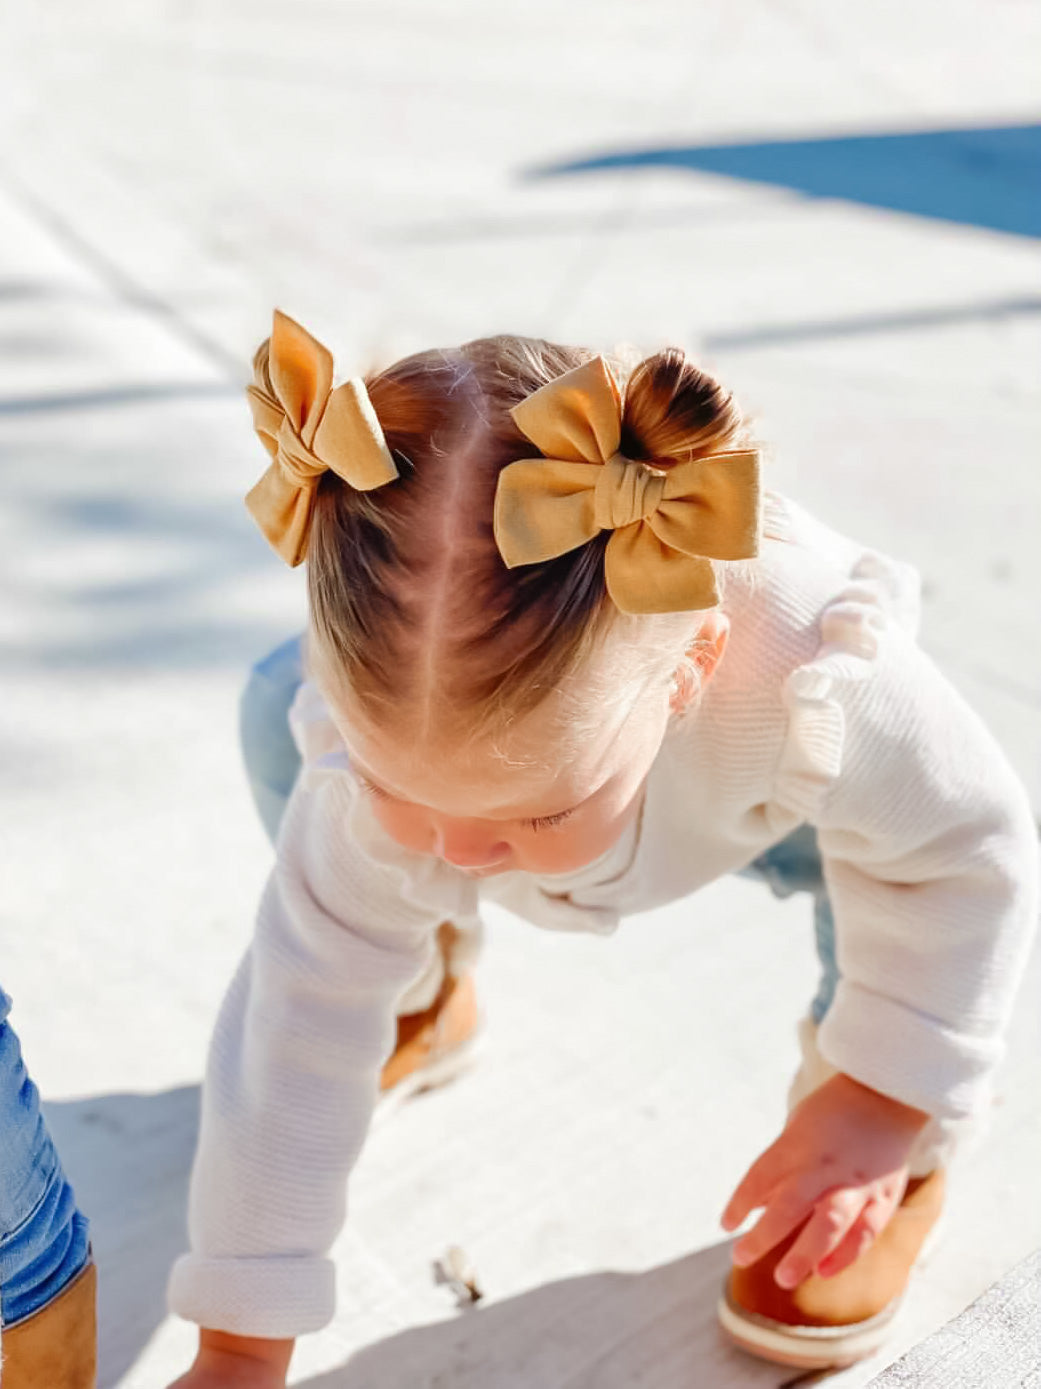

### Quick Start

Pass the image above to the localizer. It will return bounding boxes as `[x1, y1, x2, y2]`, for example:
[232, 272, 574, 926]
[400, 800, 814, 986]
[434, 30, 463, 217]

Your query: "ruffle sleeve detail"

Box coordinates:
[776, 550, 922, 822]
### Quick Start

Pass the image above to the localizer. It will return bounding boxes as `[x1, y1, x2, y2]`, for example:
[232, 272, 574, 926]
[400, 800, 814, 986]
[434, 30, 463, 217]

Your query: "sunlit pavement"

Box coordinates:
[1, 4, 1038, 1384]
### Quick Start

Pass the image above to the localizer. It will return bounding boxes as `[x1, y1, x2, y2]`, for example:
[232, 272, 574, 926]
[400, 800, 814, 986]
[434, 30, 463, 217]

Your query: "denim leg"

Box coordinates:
[737, 824, 840, 1023]
[810, 890, 839, 1023]
[239, 633, 306, 846]
[0, 988, 91, 1328]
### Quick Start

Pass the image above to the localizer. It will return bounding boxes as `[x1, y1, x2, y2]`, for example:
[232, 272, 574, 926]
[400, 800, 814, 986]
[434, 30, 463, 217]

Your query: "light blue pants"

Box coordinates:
[239, 634, 841, 1025]
[0, 988, 91, 1327]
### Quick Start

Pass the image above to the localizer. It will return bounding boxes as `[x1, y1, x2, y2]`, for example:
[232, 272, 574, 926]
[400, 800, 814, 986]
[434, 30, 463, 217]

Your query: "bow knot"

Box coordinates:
[275, 412, 328, 487]
[594, 454, 667, 531]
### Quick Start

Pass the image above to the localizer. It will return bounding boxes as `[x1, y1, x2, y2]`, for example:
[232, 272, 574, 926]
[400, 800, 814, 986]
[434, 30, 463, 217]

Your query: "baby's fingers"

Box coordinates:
[773, 1188, 869, 1289]
[720, 1144, 782, 1233]
[731, 1181, 821, 1270]
[816, 1197, 895, 1280]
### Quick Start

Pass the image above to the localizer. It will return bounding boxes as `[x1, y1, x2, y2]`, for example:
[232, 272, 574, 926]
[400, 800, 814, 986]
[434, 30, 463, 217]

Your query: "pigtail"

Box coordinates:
[617, 347, 761, 630]
[619, 347, 746, 468]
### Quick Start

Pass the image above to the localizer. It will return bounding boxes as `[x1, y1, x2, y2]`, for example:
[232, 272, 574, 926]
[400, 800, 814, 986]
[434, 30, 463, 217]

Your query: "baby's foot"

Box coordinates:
[375, 971, 483, 1124]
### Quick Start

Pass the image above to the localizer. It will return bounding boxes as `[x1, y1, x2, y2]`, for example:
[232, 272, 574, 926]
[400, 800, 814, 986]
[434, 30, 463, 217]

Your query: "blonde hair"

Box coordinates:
[306, 335, 758, 745]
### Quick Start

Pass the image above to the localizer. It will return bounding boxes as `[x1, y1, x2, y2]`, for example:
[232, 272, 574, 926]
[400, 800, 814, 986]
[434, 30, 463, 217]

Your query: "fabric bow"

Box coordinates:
[493, 356, 761, 614]
[245, 309, 398, 566]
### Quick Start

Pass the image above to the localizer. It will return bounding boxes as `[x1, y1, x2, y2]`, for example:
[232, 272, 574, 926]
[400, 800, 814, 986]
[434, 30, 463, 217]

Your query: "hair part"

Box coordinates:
[306, 335, 758, 747]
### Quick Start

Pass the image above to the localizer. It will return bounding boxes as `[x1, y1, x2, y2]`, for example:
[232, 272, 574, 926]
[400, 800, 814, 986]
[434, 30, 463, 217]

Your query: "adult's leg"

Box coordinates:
[0, 987, 93, 1345]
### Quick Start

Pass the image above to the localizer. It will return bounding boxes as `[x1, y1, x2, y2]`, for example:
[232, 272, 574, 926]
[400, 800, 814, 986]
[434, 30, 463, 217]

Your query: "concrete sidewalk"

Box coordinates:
[3, 4, 1037, 807]
[1, 3, 1039, 1385]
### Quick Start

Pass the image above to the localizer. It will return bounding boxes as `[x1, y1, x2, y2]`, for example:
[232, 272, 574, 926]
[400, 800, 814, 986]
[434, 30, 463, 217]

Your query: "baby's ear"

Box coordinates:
[670, 613, 730, 712]
[693, 611, 730, 682]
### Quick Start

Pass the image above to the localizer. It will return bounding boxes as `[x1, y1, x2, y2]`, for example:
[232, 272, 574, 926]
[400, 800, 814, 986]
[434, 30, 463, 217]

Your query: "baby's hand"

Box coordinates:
[720, 1071, 930, 1289]
[166, 1363, 283, 1389]
[166, 1329, 294, 1389]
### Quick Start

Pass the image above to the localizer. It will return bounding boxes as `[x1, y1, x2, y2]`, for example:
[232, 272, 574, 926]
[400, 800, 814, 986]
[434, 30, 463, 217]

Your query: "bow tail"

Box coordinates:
[605, 525, 720, 614]
[267, 310, 335, 441]
[245, 464, 316, 568]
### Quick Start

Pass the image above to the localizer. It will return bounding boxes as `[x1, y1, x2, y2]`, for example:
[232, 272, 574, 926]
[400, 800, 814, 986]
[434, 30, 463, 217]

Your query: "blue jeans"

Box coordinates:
[240, 634, 840, 1024]
[0, 989, 91, 1327]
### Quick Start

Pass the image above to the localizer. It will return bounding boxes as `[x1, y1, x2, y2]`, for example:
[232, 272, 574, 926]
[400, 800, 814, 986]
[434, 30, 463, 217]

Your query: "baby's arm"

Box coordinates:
[725, 618, 1038, 1283]
[166, 769, 464, 1365]
[804, 623, 1038, 1125]
[167, 1329, 294, 1388]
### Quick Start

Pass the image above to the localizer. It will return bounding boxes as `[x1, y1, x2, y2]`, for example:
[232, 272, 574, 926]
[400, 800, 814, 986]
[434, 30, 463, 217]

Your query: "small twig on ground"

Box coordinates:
[432, 1245, 483, 1307]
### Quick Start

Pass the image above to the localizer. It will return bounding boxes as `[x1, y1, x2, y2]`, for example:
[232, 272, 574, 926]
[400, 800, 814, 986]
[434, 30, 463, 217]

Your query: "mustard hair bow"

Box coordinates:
[245, 309, 399, 566]
[493, 356, 761, 614]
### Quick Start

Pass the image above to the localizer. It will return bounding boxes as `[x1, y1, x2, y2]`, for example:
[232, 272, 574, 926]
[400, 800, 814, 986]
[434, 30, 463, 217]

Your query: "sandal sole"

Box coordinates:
[717, 1286, 903, 1370]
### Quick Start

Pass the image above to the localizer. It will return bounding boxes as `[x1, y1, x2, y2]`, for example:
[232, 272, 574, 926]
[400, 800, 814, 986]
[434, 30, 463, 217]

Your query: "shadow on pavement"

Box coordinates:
[0, 269, 299, 675]
[44, 1086, 200, 1389]
[0, 381, 237, 416]
[45, 1088, 785, 1389]
[527, 123, 1041, 239]
[293, 1250, 782, 1389]
[1, 394, 298, 672]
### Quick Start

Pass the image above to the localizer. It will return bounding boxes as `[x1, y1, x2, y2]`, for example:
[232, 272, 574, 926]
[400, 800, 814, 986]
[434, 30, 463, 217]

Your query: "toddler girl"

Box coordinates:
[166, 310, 1038, 1385]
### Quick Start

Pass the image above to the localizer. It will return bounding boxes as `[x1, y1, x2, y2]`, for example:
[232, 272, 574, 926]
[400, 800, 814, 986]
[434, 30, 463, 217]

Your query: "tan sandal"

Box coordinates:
[374, 921, 484, 1124]
[717, 1169, 946, 1371]
[375, 968, 483, 1121]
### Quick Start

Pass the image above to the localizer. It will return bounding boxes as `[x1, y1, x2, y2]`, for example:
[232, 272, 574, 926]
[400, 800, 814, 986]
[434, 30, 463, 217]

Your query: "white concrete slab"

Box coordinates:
[1, 4, 1038, 1385]
[866, 1248, 1041, 1387]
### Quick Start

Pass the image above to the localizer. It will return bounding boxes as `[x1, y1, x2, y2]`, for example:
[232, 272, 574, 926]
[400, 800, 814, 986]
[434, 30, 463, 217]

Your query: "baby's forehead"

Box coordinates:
[338, 690, 641, 814]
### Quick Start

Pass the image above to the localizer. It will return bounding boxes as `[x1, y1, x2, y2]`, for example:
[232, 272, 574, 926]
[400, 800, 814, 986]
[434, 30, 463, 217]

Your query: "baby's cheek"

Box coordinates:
[520, 809, 629, 874]
[518, 832, 580, 874]
[371, 800, 431, 855]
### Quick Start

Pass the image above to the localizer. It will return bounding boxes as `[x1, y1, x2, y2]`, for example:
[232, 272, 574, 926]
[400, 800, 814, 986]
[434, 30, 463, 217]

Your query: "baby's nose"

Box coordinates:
[433, 824, 509, 869]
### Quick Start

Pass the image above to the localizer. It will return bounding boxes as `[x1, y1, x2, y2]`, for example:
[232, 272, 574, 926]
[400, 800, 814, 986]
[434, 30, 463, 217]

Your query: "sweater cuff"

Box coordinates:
[816, 980, 1004, 1121]
[167, 1252, 335, 1338]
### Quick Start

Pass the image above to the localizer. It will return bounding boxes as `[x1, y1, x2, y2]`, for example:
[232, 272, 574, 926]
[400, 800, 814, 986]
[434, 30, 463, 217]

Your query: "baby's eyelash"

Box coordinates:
[527, 809, 575, 832]
[358, 774, 574, 832]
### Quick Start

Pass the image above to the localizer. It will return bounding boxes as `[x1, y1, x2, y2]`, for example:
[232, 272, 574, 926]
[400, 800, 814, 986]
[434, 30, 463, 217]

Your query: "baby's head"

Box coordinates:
[249, 315, 759, 876]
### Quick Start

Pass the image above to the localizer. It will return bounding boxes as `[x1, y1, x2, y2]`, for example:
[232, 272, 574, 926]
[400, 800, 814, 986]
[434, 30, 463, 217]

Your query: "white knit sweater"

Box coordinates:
[167, 492, 1039, 1337]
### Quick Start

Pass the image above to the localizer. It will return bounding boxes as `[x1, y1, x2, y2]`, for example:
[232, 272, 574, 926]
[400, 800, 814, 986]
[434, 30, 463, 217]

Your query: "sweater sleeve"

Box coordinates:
[775, 559, 1039, 1122]
[166, 761, 478, 1338]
